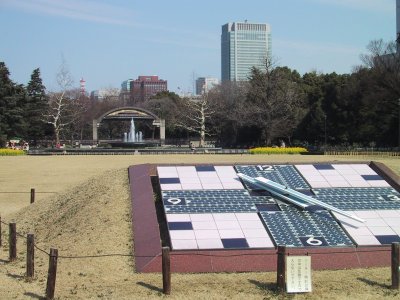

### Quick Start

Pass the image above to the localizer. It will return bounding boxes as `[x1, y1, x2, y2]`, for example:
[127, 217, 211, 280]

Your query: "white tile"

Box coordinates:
[215, 220, 241, 229]
[319, 170, 340, 176]
[176, 166, 197, 175]
[191, 221, 217, 230]
[365, 219, 387, 227]
[246, 237, 275, 248]
[344, 226, 372, 236]
[377, 210, 400, 218]
[354, 211, 381, 219]
[235, 213, 260, 221]
[307, 181, 331, 188]
[340, 219, 366, 228]
[180, 177, 201, 184]
[197, 239, 224, 249]
[242, 228, 269, 238]
[201, 183, 224, 189]
[384, 218, 400, 227]
[214, 166, 237, 176]
[157, 167, 178, 177]
[328, 181, 352, 188]
[342, 175, 365, 181]
[181, 183, 203, 190]
[302, 175, 326, 181]
[194, 229, 221, 239]
[368, 181, 391, 187]
[238, 220, 265, 229]
[213, 213, 237, 221]
[337, 169, 359, 175]
[166, 214, 191, 222]
[197, 171, 219, 178]
[160, 184, 182, 190]
[368, 226, 396, 235]
[222, 182, 245, 189]
[171, 239, 198, 250]
[169, 230, 196, 240]
[200, 177, 222, 184]
[332, 164, 353, 170]
[348, 181, 371, 188]
[350, 164, 374, 172]
[392, 226, 400, 235]
[190, 214, 214, 222]
[218, 229, 244, 238]
[352, 235, 381, 246]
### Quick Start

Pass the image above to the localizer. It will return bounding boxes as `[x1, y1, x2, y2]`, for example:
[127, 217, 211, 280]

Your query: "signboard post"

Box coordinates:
[286, 256, 312, 293]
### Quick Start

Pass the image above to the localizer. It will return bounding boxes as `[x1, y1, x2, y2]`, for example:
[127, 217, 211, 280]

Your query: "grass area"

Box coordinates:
[0, 154, 399, 299]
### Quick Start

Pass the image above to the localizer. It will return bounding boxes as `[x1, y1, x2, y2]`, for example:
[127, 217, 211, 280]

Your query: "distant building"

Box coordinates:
[195, 77, 219, 95]
[130, 76, 168, 103]
[221, 21, 271, 81]
[120, 79, 134, 105]
[90, 88, 119, 102]
[397, 0, 400, 52]
[121, 79, 134, 92]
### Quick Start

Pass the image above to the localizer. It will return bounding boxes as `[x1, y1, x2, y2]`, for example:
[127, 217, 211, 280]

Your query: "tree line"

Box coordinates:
[0, 39, 399, 148]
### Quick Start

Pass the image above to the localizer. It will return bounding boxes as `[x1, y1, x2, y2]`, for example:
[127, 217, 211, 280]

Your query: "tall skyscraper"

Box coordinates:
[195, 77, 219, 95]
[397, 0, 400, 52]
[221, 21, 271, 81]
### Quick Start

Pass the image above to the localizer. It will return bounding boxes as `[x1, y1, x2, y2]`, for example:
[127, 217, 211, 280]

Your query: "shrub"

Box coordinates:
[249, 147, 308, 154]
[0, 149, 26, 156]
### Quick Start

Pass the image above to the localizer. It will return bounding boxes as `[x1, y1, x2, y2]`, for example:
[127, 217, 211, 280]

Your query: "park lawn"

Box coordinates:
[0, 154, 399, 299]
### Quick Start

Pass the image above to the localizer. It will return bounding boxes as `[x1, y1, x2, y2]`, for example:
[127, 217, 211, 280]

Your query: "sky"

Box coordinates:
[0, 0, 397, 94]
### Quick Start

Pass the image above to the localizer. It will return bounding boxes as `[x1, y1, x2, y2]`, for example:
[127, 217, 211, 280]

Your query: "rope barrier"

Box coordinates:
[0, 218, 394, 260]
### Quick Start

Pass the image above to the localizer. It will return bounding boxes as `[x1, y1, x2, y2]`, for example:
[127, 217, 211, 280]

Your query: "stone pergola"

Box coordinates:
[92, 107, 165, 144]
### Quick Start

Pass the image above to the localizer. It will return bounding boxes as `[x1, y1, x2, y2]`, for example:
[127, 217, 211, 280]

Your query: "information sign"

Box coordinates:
[286, 256, 312, 293]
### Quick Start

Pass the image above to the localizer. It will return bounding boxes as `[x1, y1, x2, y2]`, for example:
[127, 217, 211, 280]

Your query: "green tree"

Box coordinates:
[0, 62, 27, 145]
[26, 68, 48, 144]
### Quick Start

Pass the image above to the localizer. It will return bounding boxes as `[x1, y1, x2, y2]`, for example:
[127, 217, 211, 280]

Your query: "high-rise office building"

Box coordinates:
[397, 0, 400, 52]
[221, 21, 271, 81]
[195, 77, 219, 95]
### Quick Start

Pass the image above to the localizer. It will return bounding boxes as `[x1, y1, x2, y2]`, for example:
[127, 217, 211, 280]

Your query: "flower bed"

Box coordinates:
[249, 147, 308, 154]
[0, 149, 26, 156]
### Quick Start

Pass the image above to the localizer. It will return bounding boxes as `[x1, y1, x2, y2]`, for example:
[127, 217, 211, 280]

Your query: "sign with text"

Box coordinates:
[286, 256, 312, 293]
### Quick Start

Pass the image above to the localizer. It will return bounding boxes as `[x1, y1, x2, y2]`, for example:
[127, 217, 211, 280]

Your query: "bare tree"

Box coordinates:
[247, 58, 305, 145]
[359, 39, 400, 95]
[176, 94, 214, 147]
[44, 60, 82, 145]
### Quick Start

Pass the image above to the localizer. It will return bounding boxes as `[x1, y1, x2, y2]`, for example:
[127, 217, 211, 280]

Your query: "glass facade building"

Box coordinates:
[221, 22, 271, 81]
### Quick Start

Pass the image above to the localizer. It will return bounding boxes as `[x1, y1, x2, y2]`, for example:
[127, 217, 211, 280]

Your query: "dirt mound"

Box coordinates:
[2, 168, 136, 298]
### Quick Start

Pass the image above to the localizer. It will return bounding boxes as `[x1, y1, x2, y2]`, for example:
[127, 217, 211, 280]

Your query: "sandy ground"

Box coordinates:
[0, 154, 399, 299]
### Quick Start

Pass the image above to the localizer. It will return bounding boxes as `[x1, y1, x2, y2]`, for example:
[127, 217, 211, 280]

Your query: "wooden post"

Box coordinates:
[46, 248, 58, 300]
[276, 245, 286, 294]
[162, 246, 171, 295]
[26, 234, 34, 278]
[392, 242, 400, 289]
[30, 188, 35, 204]
[0, 215, 2, 247]
[9, 222, 17, 261]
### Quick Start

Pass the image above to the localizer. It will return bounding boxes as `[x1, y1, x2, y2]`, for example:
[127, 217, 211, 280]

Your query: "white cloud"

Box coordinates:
[308, 0, 394, 14]
[1, 0, 137, 26]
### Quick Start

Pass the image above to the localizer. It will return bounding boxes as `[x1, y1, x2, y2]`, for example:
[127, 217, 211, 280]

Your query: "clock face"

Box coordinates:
[157, 164, 400, 250]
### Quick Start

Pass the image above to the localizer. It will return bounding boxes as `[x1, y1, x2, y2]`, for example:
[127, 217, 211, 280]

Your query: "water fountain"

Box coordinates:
[123, 118, 144, 143]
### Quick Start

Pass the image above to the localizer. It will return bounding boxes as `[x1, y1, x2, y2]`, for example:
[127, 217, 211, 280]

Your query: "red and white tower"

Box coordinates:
[80, 78, 86, 96]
